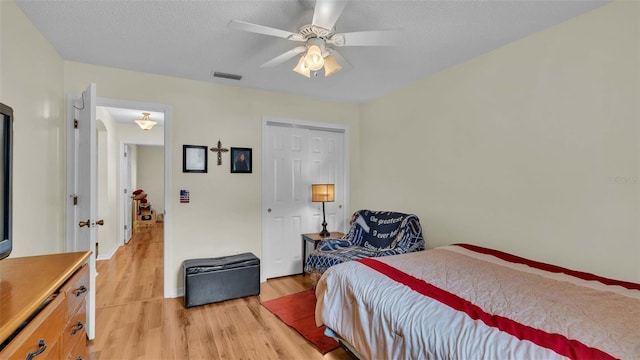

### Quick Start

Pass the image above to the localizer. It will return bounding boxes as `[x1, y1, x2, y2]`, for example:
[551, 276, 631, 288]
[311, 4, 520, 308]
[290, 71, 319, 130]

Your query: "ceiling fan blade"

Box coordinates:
[260, 46, 307, 68]
[227, 20, 305, 41]
[329, 29, 403, 46]
[328, 48, 352, 70]
[312, 0, 348, 30]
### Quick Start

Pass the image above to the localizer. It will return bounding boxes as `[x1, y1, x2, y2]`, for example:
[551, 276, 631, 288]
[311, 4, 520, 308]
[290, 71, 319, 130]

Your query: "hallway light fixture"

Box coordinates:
[135, 112, 157, 131]
[311, 184, 335, 237]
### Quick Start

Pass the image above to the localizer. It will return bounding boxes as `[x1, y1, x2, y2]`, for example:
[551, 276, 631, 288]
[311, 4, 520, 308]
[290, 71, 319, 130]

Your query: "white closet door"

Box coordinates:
[308, 130, 346, 234]
[263, 120, 347, 279]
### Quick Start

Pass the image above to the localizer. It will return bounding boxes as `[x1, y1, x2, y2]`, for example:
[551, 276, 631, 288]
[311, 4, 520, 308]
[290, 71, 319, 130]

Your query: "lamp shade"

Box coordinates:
[311, 184, 335, 202]
[293, 55, 311, 78]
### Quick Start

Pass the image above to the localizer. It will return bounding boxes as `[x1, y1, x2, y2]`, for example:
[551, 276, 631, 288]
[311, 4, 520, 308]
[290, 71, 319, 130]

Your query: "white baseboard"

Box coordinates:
[96, 244, 119, 261]
[166, 287, 183, 299]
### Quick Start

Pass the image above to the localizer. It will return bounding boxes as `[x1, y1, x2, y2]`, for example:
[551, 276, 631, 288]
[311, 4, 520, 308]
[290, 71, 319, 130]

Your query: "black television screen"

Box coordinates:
[0, 103, 13, 260]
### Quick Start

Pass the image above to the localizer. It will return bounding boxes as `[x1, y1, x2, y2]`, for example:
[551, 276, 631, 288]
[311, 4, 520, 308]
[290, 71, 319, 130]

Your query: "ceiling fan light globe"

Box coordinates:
[323, 55, 342, 77]
[293, 55, 311, 78]
[303, 45, 325, 71]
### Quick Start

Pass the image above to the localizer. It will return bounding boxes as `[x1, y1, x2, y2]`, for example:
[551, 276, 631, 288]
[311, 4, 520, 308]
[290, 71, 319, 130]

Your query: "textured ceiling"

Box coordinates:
[17, 0, 608, 104]
[101, 107, 165, 126]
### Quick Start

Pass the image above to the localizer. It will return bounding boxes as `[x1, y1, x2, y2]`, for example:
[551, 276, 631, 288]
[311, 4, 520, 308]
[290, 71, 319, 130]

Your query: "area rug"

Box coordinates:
[261, 289, 339, 354]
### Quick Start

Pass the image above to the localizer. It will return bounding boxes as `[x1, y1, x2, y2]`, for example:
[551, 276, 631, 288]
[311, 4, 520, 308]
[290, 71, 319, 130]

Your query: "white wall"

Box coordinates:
[129, 145, 138, 192]
[97, 120, 109, 257]
[94, 107, 121, 259]
[0, 1, 66, 256]
[360, 1, 639, 282]
[136, 145, 164, 215]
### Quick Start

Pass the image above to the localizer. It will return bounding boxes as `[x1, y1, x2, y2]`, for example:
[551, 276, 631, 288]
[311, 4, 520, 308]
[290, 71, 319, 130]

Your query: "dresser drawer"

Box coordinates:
[1, 293, 66, 360]
[61, 299, 86, 358]
[4, 340, 60, 360]
[60, 264, 89, 315]
[66, 330, 88, 360]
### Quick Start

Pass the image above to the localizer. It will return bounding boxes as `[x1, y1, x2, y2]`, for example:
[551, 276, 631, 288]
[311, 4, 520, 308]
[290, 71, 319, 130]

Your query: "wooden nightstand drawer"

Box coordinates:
[61, 300, 86, 358]
[1, 293, 66, 360]
[60, 264, 89, 315]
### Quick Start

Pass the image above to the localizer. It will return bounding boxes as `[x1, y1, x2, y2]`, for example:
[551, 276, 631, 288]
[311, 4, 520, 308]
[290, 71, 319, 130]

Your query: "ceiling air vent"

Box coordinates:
[212, 71, 243, 81]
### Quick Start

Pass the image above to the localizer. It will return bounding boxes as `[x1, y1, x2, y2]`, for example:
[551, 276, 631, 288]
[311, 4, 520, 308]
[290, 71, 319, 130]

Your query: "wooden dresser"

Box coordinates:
[0, 252, 91, 360]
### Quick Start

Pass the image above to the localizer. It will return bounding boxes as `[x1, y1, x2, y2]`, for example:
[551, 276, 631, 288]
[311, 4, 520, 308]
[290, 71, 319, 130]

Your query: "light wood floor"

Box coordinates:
[88, 222, 352, 359]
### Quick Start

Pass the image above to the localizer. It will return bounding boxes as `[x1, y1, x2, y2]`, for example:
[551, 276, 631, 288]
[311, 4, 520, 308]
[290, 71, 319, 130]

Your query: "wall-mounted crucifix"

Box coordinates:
[210, 139, 229, 165]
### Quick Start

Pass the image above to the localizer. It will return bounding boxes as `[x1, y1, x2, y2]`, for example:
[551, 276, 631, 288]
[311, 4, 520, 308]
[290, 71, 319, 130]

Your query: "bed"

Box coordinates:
[315, 244, 640, 359]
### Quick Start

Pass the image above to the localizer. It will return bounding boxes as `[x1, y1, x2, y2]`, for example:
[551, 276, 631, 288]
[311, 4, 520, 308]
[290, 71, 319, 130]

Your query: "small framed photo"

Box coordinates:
[183, 145, 208, 173]
[231, 147, 252, 173]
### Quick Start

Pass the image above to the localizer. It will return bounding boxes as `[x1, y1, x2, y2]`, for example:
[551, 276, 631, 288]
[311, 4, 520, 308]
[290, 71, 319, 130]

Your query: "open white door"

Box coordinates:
[72, 83, 98, 340]
[123, 144, 133, 243]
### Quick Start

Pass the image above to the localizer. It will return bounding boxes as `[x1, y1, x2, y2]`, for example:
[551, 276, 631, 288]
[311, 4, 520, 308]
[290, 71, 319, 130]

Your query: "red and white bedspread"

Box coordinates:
[315, 244, 640, 360]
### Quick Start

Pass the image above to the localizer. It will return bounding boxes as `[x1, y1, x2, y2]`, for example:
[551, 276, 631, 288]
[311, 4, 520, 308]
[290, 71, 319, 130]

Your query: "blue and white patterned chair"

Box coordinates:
[304, 209, 425, 275]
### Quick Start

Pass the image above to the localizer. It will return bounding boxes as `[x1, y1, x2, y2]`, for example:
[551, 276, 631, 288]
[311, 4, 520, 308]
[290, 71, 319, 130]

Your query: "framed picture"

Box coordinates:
[230, 147, 252, 173]
[183, 145, 208, 173]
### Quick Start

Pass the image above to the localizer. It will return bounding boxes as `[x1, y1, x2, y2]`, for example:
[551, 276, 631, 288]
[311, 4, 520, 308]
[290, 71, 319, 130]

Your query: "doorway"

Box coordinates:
[66, 93, 172, 298]
[261, 117, 349, 281]
[123, 143, 165, 241]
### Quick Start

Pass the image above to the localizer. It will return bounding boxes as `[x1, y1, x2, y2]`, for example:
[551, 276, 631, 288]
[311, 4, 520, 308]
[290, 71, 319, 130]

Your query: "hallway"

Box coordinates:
[94, 224, 164, 308]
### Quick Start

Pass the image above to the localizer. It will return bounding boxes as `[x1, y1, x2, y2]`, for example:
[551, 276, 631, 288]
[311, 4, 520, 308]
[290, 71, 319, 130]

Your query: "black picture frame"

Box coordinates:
[230, 147, 252, 173]
[183, 145, 208, 173]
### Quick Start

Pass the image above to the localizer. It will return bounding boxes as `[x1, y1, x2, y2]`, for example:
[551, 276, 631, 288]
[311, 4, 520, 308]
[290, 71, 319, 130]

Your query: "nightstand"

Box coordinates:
[301, 232, 345, 273]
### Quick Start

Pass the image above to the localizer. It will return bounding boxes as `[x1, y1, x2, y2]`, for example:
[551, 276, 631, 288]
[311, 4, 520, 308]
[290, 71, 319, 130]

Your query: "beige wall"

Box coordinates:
[0, 1, 66, 257]
[136, 145, 164, 215]
[360, 2, 639, 282]
[63, 62, 361, 295]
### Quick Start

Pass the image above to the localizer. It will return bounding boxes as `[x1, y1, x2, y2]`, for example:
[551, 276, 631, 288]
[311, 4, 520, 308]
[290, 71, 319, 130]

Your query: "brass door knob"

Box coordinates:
[96, 219, 105, 226]
[78, 220, 90, 228]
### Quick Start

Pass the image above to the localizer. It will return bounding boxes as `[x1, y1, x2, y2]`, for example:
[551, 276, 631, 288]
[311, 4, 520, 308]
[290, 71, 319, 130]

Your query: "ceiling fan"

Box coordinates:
[227, 0, 401, 78]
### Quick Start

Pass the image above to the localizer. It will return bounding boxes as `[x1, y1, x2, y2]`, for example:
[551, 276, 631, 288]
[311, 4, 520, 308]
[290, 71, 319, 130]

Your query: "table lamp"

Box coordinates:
[311, 184, 335, 237]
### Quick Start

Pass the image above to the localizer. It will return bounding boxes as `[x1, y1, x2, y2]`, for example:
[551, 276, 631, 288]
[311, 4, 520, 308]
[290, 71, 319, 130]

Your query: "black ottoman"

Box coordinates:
[183, 252, 260, 308]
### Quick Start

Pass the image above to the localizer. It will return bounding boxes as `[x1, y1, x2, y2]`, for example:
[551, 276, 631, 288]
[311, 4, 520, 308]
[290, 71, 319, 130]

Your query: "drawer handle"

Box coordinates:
[25, 339, 46, 360]
[71, 321, 84, 335]
[74, 285, 88, 297]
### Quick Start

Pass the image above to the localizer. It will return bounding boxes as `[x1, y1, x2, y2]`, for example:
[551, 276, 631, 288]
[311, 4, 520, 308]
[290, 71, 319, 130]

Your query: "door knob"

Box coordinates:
[267, 208, 272, 213]
[78, 220, 90, 228]
[96, 219, 105, 226]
